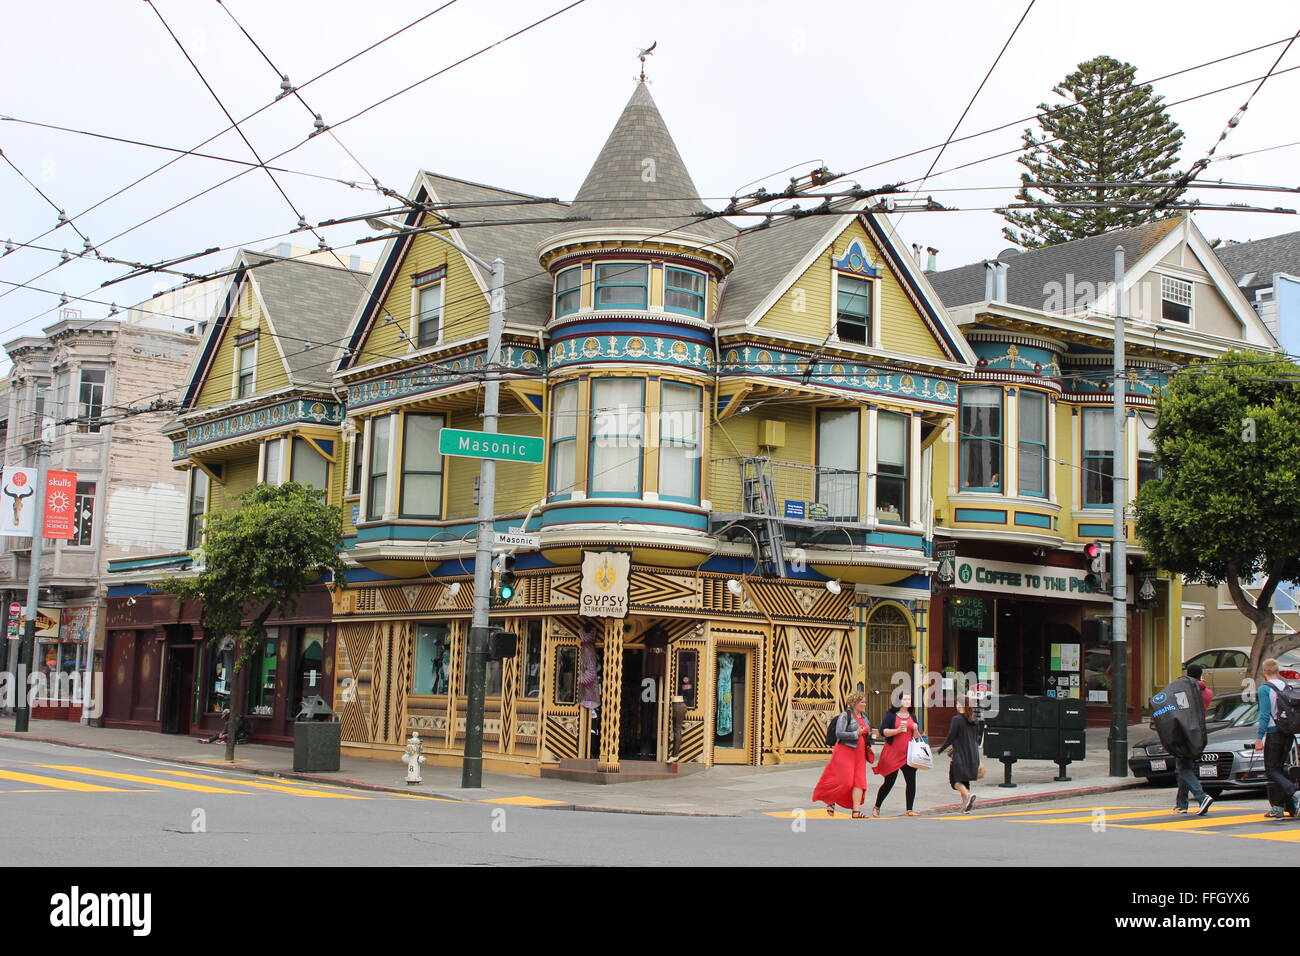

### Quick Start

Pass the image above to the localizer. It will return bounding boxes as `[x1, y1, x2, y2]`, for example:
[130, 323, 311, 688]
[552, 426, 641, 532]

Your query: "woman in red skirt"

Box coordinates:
[813, 692, 875, 818]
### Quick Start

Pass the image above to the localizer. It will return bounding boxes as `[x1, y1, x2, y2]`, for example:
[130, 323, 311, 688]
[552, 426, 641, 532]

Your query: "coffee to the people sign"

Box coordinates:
[579, 551, 631, 619]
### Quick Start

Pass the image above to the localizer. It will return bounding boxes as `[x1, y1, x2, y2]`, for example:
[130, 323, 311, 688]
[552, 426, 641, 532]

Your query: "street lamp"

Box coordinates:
[367, 214, 504, 789]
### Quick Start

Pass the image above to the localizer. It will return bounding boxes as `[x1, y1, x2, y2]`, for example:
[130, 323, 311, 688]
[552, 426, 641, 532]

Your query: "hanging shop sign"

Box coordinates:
[60, 605, 95, 644]
[579, 551, 631, 619]
[953, 557, 1131, 604]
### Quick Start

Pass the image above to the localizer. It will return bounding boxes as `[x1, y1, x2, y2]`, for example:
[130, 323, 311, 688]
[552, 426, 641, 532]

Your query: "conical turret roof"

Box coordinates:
[570, 82, 736, 247]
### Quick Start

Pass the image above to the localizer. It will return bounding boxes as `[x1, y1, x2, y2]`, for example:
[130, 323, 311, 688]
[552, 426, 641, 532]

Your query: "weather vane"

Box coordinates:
[637, 41, 656, 83]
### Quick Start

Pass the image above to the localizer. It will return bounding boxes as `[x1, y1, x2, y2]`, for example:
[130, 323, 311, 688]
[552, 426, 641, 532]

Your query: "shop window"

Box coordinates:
[263, 438, 284, 486]
[665, 267, 706, 318]
[293, 626, 326, 705]
[555, 645, 577, 704]
[291, 437, 329, 492]
[549, 381, 579, 500]
[960, 387, 1002, 491]
[1082, 408, 1114, 506]
[413, 623, 451, 695]
[187, 468, 209, 549]
[1082, 614, 1125, 703]
[366, 415, 391, 520]
[594, 263, 648, 310]
[73, 482, 96, 547]
[1137, 415, 1159, 490]
[590, 378, 643, 497]
[876, 411, 908, 523]
[554, 267, 581, 318]
[677, 649, 698, 709]
[209, 639, 235, 714]
[400, 413, 444, 517]
[522, 620, 542, 698]
[658, 382, 701, 502]
[78, 369, 106, 433]
[237, 344, 256, 398]
[835, 274, 872, 344]
[1017, 392, 1049, 497]
[246, 632, 279, 716]
[816, 408, 859, 521]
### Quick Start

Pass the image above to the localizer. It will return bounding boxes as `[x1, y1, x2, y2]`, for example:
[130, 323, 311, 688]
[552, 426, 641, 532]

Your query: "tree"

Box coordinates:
[1134, 350, 1300, 680]
[1002, 55, 1187, 248]
[160, 482, 348, 762]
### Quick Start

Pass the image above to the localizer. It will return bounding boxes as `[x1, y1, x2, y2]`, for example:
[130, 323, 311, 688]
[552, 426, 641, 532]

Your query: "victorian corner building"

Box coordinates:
[103, 82, 1277, 774]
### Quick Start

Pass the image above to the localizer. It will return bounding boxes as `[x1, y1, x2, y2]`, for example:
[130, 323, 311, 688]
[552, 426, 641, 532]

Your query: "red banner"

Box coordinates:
[43, 470, 77, 540]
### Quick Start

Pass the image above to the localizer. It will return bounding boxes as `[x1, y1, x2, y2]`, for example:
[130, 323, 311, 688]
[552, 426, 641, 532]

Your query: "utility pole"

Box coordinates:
[461, 258, 505, 789]
[13, 439, 50, 733]
[1109, 246, 1129, 776]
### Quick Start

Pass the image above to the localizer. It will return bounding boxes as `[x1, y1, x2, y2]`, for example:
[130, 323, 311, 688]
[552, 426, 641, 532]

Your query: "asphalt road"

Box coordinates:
[1, 738, 1296, 866]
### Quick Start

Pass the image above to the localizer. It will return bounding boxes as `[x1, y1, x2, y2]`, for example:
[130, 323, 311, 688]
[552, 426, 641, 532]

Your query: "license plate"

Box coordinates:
[1149, 759, 1167, 771]
[1199, 764, 1219, 778]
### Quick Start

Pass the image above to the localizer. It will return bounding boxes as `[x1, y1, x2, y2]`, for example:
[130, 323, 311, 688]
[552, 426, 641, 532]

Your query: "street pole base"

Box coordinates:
[999, 755, 1017, 788]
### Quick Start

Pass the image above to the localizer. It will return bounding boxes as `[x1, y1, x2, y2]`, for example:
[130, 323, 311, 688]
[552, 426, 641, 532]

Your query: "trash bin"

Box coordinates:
[293, 696, 340, 772]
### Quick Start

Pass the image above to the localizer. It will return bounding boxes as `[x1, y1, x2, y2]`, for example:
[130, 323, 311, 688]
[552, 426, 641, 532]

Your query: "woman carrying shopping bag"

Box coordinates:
[937, 696, 984, 813]
[812, 692, 875, 818]
[872, 692, 923, 817]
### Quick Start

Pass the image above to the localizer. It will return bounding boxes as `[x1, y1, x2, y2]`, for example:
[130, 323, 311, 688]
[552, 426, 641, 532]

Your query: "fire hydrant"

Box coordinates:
[402, 732, 426, 785]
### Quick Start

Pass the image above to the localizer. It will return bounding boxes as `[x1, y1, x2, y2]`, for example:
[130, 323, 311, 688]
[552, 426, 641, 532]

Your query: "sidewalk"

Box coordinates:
[0, 717, 1152, 816]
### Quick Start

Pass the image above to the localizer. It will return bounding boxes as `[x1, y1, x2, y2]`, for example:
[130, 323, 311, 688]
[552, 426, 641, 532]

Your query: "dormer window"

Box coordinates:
[237, 343, 256, 398]
[594, 263, 648, 309]
[554, 267, 581, 318]
[411, 267, 445, 348]
[1160, 276, 1192, 323]
[665, 267, 706, 318]
[835, 275, 872, 344]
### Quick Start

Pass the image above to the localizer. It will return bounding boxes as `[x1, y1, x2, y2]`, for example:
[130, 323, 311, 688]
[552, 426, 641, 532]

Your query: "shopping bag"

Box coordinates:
[907, 737, 933, 771]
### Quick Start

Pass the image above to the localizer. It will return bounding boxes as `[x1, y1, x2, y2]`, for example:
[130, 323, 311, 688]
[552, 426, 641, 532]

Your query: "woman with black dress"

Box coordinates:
[937, 696, 983, 813]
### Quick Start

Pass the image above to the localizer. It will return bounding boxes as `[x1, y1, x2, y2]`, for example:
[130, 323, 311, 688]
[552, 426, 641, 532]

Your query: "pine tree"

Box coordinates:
[1002, 55, 1187, 248]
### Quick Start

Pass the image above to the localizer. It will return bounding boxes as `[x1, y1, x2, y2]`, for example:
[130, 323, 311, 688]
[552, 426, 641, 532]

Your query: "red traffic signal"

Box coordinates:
[1083, 542, 1101, 560]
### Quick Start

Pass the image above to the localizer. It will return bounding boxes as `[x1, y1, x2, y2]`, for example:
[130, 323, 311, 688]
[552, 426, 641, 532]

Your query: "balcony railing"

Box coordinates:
[709, 457, 869, 526]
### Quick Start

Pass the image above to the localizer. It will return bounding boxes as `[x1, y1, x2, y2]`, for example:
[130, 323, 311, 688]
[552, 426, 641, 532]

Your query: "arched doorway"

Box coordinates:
[865, 604, 913, 728]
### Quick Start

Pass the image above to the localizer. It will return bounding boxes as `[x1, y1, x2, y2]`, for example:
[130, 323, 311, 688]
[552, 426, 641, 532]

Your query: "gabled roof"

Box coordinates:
[716, 211, 842, 327]
[181, 250, 367, 410]
[927, 218, 1180, 309]
[571, 81, 737, 247]
[1214, 229, 1300, 291]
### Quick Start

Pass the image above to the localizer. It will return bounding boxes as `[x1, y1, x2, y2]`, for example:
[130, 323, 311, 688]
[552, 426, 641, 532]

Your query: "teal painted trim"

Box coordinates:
[1078, 524, 1113, 537]
[954, 508, 1007, 524]
[348, 346, 544, 409]
[352, 514, 544, 544]
[550, 333, 714, 372]
[1014, 511, 1053, 528]
[541, 504, 709, 531]
[186, 398, 343, 450]
[719, 343, 957, 408]
[865, 529, 926, 549]
[107, 553, 193, 573]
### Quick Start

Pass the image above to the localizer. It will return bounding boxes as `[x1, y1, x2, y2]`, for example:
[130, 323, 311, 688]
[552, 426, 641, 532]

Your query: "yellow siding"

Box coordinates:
[440, 404, 544, 521]
[755, 219, 946, 360]
[443, 409, 481, 520]
[331, 436, 348, 512]
[354, 221, 489, 364]
[709, 406, 813, 512]
[194, 280, 290, 408]
[208, 453, 259, 512]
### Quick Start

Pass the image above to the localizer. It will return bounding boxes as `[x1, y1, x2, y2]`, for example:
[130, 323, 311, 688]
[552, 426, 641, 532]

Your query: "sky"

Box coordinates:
[1, 0, 1298, 369]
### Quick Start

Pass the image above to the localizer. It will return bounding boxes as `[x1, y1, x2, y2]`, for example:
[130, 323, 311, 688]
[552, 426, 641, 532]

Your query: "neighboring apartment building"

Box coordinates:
[926, 216, 1279, 727]
[102, 249, 370, 740]
[1215, 229, 1300, 356]
[0, 311, 200, 718]
[109, 81, 977, 771]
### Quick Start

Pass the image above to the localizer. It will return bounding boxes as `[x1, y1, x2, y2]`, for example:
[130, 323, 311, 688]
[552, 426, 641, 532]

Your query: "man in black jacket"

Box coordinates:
[1172, 667, 1213, 816]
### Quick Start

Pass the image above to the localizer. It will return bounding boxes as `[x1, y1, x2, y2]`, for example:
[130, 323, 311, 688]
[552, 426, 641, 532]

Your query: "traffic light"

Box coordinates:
[487, 628, 518, 661]
[492, 553, 517, 604]
[1084, 541, 1108, 591]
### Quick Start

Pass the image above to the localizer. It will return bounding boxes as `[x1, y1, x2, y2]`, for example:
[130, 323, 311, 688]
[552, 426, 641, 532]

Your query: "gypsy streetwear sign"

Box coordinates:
[579, 551, 631, 619]
[953, 557, 1119, 604]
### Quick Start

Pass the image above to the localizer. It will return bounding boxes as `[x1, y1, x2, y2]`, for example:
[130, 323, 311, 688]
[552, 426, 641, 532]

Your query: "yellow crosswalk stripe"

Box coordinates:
[1233, 826, 1300, 842]
[929, 806, 1145, 820]
[0, 769, 134, 793]
[155, 770, 373, 799]
[39, 765, 252, 794]
[1111, 813, 1269, 832]
[1032, 809, 1178, 825]
[479, 796, 568, 806]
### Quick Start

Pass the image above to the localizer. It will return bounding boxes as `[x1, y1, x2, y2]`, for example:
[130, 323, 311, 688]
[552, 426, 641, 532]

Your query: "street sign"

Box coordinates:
[437, 428, 544, 463]
[493, 531, 540, 549]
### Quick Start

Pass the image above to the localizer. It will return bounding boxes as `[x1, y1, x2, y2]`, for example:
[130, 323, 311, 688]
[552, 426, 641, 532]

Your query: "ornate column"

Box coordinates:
[596, 618, 624, 772]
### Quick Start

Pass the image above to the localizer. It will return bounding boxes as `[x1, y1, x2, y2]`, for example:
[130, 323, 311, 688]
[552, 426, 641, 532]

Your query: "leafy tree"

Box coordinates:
[1134, 350, 1300, 679]
[1003, 55, 1187, 248]
[160, 482, 348, 762]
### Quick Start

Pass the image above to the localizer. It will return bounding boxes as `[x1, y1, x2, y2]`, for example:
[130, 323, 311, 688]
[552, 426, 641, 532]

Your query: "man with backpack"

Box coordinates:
[1253, 658, 1300, 820]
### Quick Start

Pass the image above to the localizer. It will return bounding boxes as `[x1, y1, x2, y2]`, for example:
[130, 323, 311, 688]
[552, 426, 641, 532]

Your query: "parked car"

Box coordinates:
[1129, 693, 1300, 792]
[1182, 647, 1300, 696]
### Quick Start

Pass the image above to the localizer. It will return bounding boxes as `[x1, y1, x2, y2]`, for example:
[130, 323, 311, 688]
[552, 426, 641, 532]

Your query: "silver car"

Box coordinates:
[1129, 694, 1300, 792]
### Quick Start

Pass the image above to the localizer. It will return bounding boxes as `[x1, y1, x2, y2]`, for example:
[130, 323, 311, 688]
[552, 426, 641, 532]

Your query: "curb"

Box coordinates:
[919, 778, 1150, 815]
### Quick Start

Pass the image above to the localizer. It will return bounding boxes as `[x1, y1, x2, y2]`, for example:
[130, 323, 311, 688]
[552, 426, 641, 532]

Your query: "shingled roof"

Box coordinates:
[927, 218, 1181, 310]
[1214, 229, 1300, 292]
[570, 81, 737, 247]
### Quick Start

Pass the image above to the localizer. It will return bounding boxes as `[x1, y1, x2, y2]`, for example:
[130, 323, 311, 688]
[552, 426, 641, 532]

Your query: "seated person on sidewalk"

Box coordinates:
[198, 710, 250, 744]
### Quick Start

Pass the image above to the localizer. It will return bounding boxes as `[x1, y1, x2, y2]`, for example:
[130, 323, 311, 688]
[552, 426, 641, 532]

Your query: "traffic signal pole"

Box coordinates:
[462, 257, 505, 789]
[1109, 247, 1129, 776]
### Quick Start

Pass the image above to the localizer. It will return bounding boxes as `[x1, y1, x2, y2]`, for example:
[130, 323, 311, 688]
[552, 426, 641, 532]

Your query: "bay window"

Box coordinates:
[366, 416, 391, 520]
[876, 411, 908, 523]
[263, 438, 284, 486]
[589, 379, 643, 497]
[1138, 415, 1159, 490]
[817, 408, 859, 521]
[554, 267, 581, 318]
[187, 468, 209, 549]
[400, 413, 444, 518]
[665, 268, 706, 318]
[79, 368, 106, 433]
[960, 388, 1002, 491]
[291, 437, 328, 492]
[1082, 408, 1113, 506]
[658, 382, 701, 502]
[594, 263, 648, 310]
[549, 382, 578, 499]
[1017, 391, 1048, 497]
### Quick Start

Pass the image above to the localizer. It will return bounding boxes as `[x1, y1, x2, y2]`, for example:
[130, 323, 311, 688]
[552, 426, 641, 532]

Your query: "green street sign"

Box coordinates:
[438, 427, 544, 463]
